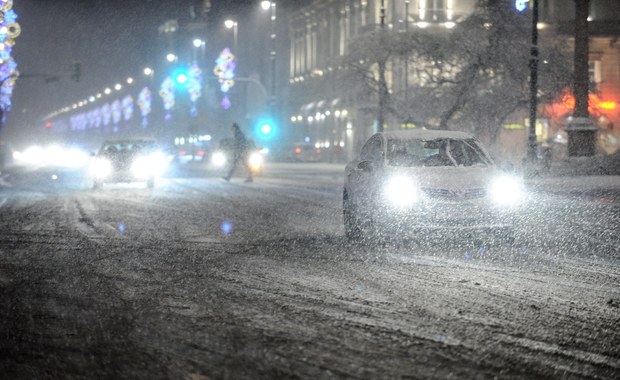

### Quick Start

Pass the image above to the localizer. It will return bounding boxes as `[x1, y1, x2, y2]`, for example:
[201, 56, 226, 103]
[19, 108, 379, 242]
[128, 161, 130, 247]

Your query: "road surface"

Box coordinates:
[1, 163, 618, 379]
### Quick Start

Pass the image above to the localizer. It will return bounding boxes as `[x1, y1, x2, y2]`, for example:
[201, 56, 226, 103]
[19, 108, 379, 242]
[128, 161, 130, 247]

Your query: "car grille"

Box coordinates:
[422, 188, 487, 200]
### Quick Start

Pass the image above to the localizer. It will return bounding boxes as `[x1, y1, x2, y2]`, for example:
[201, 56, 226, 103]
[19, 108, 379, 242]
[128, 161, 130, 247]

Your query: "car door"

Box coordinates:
[349, 134, 384, 206]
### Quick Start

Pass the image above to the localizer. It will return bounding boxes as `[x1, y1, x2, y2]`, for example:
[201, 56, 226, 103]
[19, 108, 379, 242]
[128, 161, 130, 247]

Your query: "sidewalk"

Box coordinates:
[525, 153, 620, 198]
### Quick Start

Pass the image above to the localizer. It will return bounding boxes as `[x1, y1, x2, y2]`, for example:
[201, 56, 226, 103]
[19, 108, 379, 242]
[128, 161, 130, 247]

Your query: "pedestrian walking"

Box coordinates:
[222, 122, 253, 182]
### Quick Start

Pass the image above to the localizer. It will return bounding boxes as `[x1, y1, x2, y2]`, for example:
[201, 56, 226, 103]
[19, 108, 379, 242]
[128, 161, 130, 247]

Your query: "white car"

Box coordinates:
[343, 130, 523, 242]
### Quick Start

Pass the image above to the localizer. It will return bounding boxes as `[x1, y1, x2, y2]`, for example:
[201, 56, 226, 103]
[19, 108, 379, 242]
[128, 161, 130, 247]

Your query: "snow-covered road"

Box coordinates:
[0, 163, 618, 378]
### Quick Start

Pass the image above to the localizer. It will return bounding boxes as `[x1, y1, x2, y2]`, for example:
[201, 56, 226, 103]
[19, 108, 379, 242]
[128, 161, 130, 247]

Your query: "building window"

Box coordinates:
[588, 60, 602, 87]
[374, 0, 388, 25]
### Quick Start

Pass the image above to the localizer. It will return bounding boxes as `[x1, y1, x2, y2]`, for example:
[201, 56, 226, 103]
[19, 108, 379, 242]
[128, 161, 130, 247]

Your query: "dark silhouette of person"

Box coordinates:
[223, 122, 253, 182]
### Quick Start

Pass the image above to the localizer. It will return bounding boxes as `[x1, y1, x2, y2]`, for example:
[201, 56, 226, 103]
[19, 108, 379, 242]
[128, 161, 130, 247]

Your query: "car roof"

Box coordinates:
[379, 129, 477, 141]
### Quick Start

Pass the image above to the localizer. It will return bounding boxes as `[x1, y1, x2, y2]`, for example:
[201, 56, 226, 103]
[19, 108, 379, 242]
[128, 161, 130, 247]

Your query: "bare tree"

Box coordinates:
[340, 0, 572, 143]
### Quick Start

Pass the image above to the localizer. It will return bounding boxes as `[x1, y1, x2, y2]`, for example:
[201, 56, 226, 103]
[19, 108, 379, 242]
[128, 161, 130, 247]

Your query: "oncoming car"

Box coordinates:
[210, 137, 265, 176]
[90, 139, 168, 189]
[343, 130, 523, 243]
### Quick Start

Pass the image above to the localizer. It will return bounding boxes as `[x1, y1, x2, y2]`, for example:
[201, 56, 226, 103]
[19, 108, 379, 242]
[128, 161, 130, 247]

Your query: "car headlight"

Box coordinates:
[131, 152, 167, 179]
[248, 152, 264, 170]
[211, 151, 227, 167]
[490, 175, 523, 206]
[384, 175, 420, 207]
[91, 158, 112, 179]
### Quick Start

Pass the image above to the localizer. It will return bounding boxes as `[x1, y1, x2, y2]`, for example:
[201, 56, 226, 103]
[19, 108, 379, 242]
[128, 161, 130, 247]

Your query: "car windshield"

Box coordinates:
[1, 1, 618, 378]
[101, 141, 158, 155]
[387, 138, 492, 167]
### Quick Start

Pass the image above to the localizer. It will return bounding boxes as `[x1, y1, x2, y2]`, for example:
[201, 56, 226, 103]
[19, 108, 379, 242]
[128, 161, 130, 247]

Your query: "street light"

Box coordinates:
[224, 19, 238, 53]
[166, 53, 177, 63]
[526, 0, 539, 165]
[192, 38, 205, 63]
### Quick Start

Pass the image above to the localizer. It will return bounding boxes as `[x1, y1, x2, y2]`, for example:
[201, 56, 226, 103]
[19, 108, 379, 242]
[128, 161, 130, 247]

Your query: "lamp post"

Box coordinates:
[404, 0, 410, 127]
[192, 38, 205, 64]
[526, 0, 539, 164]
[261, 1, 276, 113]
[566, 0, 597, 156]
[224, 20, 238, 54]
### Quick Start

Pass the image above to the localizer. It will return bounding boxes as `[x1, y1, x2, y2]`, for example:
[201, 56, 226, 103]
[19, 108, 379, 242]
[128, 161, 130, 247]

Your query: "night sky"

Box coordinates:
[3, 0, 260, 146]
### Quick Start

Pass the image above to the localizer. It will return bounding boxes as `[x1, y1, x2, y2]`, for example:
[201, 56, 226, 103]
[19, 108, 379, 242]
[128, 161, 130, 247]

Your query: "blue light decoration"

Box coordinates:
[122, 95, 134, 121]
[94, 108, 102, 128]
[159, 77, 175, 120]
[102, 103, 112, 127]
[187, 63, 202, 116]
[111, 99, 122, 132]
[137, 87, 152, 127]
[213, 48, 236, 110]
[515, 0, 528, 12]
[0, 1, 20, 126]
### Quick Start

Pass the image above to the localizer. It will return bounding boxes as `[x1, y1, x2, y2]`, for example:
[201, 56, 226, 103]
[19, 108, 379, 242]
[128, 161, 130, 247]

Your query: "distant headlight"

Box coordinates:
[131, 152, 167, 179]
[248, 152, 264, 171]
[490, 175, 523, 206]
[211, 151, 227, 167]
[384, 175, 420, 207]
[91, 158, 112, 179]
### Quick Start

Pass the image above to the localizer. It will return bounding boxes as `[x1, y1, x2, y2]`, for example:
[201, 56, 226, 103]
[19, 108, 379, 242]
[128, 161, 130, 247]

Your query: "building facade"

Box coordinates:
[283, 0, 620, 163]
[284, 0, 476, 162]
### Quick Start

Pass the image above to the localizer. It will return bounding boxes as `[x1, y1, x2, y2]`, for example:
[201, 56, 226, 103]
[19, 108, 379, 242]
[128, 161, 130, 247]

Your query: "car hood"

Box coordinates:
[384, 165, 500, 190]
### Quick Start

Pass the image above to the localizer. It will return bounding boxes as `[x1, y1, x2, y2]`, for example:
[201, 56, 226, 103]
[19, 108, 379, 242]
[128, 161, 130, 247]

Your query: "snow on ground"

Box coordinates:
[0, 162, 618, 378]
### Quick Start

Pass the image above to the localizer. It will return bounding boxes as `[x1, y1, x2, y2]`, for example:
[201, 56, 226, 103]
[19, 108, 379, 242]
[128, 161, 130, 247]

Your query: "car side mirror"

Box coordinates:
[358, 160, 374, 173]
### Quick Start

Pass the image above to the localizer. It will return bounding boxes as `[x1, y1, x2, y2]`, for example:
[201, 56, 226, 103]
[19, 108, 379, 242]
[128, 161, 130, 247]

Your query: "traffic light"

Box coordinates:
[175, 72, 188, 84]
[172, 67, 189, 85]
[514, 0, 527, 12]
[72, 62, 81, 82]
[260, 122, 272, 136]
[255, 117, 277, 142]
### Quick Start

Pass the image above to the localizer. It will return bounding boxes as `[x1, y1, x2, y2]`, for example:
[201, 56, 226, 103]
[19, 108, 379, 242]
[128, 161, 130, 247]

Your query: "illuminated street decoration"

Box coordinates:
[122, 95, 134, 121]
[70, 113, 86, 131]
[111, 99, 122, 132]
[159, 77, 175, 120]
[221, 95, 231, 110]
[94, 108, 102, 128]
[137, 87, 152, 127]
[101, 103, 112, 126]
[87, 110, 95, 129]
[213, 48, 235, 110]
[187, 63, 202, 116]
[0, 0, 20, 126]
